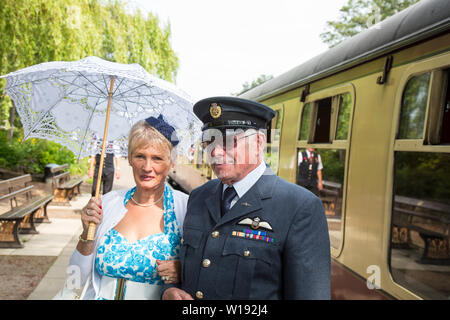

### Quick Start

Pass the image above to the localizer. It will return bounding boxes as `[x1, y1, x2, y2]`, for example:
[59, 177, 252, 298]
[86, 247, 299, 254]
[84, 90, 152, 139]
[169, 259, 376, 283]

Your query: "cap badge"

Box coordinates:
[209, 103, 222, 119]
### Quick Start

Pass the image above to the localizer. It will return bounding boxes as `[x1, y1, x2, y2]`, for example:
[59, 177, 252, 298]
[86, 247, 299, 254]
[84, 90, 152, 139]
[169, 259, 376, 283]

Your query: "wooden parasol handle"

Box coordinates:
[86, 76, 115, 241]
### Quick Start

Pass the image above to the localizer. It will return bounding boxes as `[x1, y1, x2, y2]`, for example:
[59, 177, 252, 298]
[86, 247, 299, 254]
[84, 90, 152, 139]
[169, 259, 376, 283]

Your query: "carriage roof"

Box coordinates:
[239, 0, 450, 101]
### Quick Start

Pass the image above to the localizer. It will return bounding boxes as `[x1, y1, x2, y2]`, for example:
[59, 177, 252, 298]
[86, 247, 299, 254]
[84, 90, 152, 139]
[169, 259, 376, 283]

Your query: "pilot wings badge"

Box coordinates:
[237, 217, 273, 231]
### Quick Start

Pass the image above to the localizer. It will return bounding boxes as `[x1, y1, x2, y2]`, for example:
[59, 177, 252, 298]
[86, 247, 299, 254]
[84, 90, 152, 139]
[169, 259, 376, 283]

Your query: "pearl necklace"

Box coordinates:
[130, 192, 164, 207]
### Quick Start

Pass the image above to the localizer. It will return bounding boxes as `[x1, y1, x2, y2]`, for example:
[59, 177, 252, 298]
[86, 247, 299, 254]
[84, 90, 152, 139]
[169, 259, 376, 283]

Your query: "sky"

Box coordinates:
[128, 0, 349, 102]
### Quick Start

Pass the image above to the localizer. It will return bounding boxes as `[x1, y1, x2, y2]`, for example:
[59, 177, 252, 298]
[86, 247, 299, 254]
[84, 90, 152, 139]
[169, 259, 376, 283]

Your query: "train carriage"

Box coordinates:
[171, 0, 450, 299]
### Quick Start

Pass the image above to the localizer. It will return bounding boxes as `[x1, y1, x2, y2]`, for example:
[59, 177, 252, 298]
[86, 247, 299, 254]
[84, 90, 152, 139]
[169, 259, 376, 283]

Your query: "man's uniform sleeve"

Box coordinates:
[283, 195, 331, 299]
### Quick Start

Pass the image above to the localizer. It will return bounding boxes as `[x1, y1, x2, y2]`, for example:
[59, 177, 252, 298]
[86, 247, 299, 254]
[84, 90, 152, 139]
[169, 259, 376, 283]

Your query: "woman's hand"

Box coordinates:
[81, 197, 103, 233]
[76, 197, 103, 256]
[156, 259, 181, 284]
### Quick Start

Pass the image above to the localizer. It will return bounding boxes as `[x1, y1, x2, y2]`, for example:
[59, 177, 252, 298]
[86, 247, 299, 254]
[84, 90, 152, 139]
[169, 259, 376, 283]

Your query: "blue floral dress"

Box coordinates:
[95, 184, 181, 299]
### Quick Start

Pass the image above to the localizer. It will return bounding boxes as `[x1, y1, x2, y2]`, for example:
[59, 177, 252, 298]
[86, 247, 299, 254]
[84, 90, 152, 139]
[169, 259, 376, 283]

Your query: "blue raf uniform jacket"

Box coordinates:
[178, 167, 331, 300]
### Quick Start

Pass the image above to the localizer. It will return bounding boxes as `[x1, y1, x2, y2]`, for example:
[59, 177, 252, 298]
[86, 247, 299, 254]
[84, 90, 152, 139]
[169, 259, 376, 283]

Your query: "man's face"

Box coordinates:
[202, 129, 264, 185]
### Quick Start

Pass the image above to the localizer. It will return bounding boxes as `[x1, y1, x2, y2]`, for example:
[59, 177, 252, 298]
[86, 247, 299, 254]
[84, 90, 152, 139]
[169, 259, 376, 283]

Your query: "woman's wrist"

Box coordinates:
[79, 233, 91, 242]
[77, 230, 94, 255]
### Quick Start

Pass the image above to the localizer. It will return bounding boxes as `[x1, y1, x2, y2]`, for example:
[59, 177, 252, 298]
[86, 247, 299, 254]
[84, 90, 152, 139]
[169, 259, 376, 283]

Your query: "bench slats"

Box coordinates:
[49, 164, 69, 173]
[394, 206, 450, 224]
[0, 185, 34, 202]
[53, 173, 69, 188]
[50, 163, 84, 203]
[395, 195, 450, 214]
[0, 174, 32, 191]
[392, 195, 450, 263]
[0, 195, 54, 220]
[1, 176, 55, 248]
[59, 178, 83, 189]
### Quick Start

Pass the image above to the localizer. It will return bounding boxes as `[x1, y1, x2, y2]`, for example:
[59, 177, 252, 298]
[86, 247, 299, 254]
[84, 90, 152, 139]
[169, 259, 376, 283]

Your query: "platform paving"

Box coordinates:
[26, 229, 81, 300]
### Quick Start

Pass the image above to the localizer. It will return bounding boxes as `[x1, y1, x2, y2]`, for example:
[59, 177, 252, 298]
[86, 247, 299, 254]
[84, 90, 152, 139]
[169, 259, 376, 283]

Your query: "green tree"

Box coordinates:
[0, 0, 179, 133]
[320, 0, 420, 48]
[234, 74, 273, 96]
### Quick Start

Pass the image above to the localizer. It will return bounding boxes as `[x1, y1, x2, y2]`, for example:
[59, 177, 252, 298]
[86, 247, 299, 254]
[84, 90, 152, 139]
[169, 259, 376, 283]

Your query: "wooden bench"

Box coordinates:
[0, 174, 54, 248]
[50, 164, 84, 204]
[392, 195, 450, 265]
[319, 180, 342, 216]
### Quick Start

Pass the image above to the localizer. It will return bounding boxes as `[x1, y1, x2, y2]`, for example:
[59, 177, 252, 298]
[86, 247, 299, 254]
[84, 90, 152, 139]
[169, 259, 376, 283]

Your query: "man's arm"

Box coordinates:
[317, 169, 323, 191]
[88, 156, 96, 178]
[283, 196, 331, 299]
[317, 154, 323, 191]
[114, 156, 120, 179]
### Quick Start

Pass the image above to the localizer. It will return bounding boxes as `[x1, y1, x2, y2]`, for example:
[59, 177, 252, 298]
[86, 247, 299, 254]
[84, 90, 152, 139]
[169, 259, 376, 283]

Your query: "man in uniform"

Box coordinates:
[88, 136, 121, 196]
[297, 148, 323, 196]
[162, 96, 330, 300]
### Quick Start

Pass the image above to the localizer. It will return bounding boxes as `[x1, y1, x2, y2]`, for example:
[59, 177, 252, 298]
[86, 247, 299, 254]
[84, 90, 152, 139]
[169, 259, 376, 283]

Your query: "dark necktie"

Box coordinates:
[221, 186, 237, 217]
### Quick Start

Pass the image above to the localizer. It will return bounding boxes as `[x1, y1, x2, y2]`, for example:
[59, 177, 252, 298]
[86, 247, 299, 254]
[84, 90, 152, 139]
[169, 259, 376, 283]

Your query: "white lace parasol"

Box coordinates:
[0, 56, 202, 159]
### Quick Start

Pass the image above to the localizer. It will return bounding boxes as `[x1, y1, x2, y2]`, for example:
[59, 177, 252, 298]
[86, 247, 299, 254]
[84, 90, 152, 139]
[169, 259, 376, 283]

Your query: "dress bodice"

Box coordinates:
[95, 184, 181, 287]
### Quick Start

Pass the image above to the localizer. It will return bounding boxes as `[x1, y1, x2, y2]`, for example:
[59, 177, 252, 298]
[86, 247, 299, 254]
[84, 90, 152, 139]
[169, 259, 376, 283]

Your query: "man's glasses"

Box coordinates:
[201, 130, 258, 150]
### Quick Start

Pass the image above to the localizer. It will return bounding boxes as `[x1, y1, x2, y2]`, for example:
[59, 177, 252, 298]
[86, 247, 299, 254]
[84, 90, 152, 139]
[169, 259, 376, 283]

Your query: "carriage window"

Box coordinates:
[390, 151, 450, 300]
[296, 148, 346, 249]
[272, 109, 283, 143]
[265, 108, 283, 173]
[313, 97, 332, 143]
[336, 93, 352, 140]
[440, 69, 450, 144]
[299, 103, 311, 140]
[397, 73, 431, 139]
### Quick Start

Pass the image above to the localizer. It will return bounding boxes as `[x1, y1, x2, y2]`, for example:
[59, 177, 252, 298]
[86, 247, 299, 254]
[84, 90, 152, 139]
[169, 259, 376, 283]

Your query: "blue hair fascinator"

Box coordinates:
[144, 114, 179, 147]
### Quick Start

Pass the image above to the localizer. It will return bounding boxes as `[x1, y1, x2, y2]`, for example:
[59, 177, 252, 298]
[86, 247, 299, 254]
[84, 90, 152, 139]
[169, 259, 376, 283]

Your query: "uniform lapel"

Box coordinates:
[218, 190, 263, 227]
[204, 180, 223, 225]
[216, 166, 277, 228]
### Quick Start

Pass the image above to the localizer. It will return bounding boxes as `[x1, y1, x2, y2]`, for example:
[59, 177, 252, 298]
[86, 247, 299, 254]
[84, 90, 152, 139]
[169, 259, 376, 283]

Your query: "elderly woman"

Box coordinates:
[68, 115, 188, 300]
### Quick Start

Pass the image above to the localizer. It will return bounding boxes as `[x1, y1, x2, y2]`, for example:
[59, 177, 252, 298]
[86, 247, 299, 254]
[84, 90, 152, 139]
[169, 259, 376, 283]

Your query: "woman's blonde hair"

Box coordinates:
[128, 120, 176, 162]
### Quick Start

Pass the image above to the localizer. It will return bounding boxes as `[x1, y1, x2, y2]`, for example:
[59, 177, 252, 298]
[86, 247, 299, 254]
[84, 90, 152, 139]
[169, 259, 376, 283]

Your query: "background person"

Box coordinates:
[297, 147, 323, 196]
[88, 136, 121, 196]
[162, 96, 330, 300]
[68, 115, 188, 300]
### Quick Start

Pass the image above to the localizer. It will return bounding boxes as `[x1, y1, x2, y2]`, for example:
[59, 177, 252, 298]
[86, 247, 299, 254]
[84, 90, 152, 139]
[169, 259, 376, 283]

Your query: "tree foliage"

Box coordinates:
[234, 74, 273, 96]
[320, 0, 420, 48]
[395, 152, 450, 204]
[0, 0, 179, 128]
[398, 72, 430, 139]
[0, 129, 89, 176]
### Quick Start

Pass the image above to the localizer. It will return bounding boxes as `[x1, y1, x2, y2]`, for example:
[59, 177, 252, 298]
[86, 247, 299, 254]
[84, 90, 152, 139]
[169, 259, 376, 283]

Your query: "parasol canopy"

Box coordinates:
[1, 56, 202, 240]
[0, 56, 202, 159]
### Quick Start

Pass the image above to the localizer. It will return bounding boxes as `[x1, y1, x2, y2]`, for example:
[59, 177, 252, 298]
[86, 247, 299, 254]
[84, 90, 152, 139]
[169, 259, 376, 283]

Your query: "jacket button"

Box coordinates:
[211, 231, 219, 238]
[244, 250, 251, 257]
[196, 291, 204, 299]
[202, 259, 211, 268]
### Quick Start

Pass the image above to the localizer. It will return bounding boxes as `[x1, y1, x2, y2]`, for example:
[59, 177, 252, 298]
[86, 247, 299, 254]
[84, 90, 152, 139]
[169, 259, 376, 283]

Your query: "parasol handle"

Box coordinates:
[87, 76, 115, 241]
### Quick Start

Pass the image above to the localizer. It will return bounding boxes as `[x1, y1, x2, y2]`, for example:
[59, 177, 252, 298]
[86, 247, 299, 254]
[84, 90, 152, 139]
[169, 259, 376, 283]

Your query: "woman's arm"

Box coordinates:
[77, 197, 103, 255]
